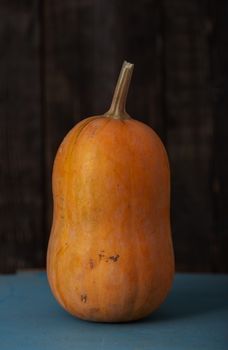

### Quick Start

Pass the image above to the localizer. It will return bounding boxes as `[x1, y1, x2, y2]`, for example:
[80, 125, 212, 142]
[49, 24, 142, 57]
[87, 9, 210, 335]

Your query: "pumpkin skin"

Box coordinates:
[47, 62, 175, 322]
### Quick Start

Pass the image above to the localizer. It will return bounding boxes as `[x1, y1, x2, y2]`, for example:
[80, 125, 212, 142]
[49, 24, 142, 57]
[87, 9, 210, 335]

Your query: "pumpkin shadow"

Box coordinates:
[136, 276, 228, 323]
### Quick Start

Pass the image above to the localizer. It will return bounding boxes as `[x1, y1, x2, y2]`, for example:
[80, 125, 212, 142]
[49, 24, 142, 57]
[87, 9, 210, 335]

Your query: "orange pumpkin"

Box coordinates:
[47, 61, 175, 322]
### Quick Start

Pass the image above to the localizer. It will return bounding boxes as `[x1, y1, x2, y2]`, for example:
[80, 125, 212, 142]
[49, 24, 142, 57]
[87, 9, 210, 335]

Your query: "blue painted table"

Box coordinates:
[0, 272, 227, 350]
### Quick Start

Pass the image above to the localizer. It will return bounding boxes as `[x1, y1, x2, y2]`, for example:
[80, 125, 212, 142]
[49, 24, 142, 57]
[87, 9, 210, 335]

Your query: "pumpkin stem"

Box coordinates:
[106, 61, 134, 120]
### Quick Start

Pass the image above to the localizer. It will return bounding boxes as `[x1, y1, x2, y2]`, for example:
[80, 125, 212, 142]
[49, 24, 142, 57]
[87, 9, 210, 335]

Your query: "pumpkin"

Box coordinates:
[47, 61, 175, 322]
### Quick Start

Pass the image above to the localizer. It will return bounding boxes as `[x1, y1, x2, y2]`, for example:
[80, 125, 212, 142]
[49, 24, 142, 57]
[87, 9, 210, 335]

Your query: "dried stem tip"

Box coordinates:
[106, 61, 134, 120]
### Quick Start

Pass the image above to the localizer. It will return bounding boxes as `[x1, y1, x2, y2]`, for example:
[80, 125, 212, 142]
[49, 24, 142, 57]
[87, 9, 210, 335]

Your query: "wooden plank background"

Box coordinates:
[0, 0, 44, 273]
[0, 0, 227, 273]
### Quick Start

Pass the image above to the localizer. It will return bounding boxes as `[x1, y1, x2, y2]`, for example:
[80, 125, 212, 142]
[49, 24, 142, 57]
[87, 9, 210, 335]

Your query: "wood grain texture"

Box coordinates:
[210, 0, 228, 271]
[0, 0, 43, 272]
[163, 0, 214, 271]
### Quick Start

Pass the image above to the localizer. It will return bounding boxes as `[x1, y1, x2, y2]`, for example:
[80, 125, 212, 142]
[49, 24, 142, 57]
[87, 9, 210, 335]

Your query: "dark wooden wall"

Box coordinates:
[0, 0, 227, 273]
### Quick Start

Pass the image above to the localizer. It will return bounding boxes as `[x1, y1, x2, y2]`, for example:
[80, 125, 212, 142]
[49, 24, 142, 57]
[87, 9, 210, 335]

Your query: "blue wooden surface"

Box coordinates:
[0, 272, 227, 350]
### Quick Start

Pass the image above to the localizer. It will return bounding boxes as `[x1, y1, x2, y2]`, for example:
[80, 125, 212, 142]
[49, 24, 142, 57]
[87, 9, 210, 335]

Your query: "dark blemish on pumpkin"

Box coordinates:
[99, 253, 105, 260]
[109, 254, 120, 262]
[81, 294, 87, 303]
[99, 251, 120, 262]
[89, 259, 95, 269]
